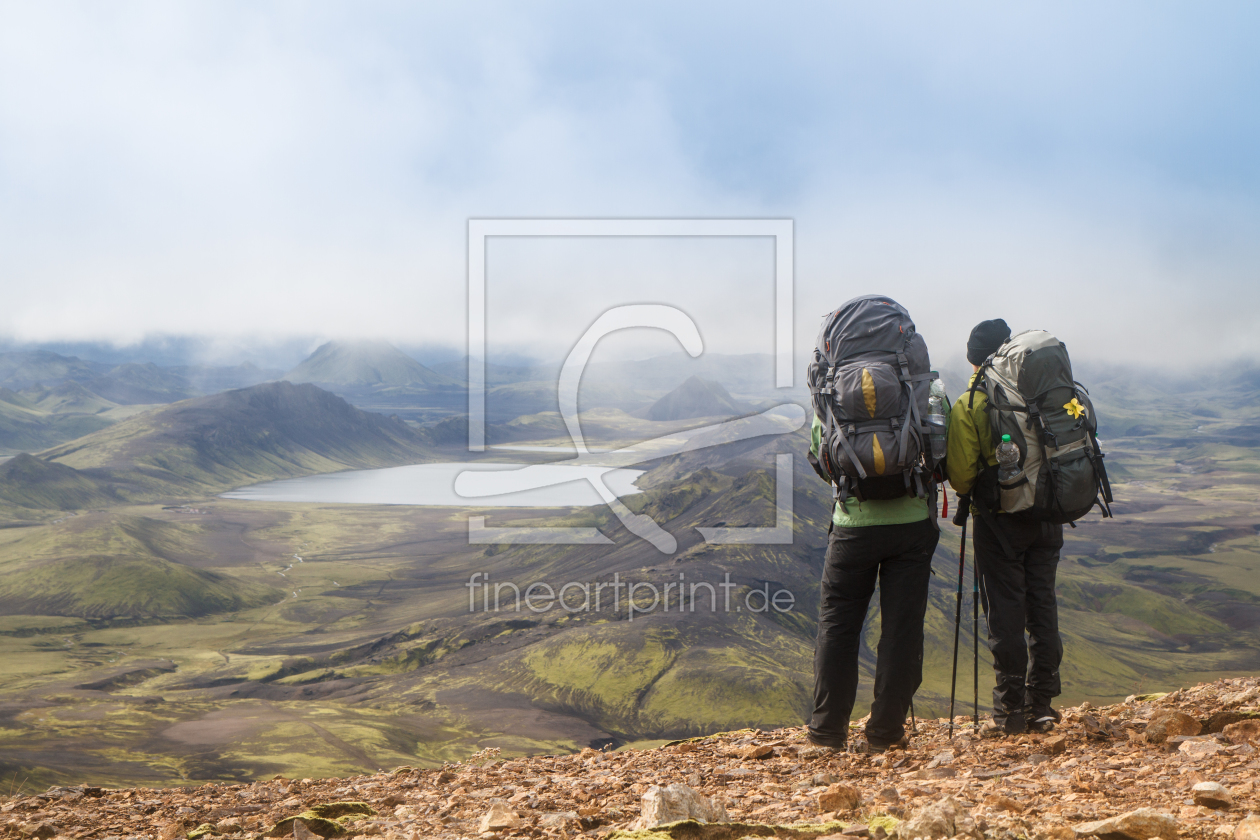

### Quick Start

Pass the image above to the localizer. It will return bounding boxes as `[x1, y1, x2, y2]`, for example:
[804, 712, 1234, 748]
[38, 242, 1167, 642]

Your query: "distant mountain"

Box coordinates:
[0, 350, 106, 390]
[33, 381, 435, 503]
[647, 376, 749, 421]
[0, 453, 119, 510]
[285, 341, 460, 389]
[22, 380, 119, 415]
[0, 388, 114, 454]
[85, 362, 201, 405]
[429, 356, 537, 387]
[175, 362, 281, 393]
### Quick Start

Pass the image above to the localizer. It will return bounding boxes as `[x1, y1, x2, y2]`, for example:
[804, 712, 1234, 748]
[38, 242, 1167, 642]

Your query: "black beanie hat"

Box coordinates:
[967, 319, 1011, 366]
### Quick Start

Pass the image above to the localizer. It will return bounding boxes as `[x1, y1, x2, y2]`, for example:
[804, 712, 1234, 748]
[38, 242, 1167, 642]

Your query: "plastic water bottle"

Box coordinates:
[997, 434, 1021, 482]
[926, 394, 948, 461]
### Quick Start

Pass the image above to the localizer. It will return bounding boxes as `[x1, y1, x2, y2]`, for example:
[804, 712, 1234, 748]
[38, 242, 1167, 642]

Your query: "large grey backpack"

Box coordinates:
[967, 329, 1113, 523]
[807, 295, 938, 505]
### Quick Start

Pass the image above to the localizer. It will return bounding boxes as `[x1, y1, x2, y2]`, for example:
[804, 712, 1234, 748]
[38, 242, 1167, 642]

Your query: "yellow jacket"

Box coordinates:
[946, 372, 998, 496]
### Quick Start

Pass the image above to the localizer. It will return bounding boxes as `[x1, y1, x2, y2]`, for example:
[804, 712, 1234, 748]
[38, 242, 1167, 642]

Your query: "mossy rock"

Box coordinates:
[1131, 692, 1169, 702]
[187, 825, 221, 840]
[266, 800, 377, 836]
[308, 802, 375, 819]
[869, 814, 901, 835]
[268, 815, 344, 838]
[661, 729, 755, 748]
[606, 819, 849, 839]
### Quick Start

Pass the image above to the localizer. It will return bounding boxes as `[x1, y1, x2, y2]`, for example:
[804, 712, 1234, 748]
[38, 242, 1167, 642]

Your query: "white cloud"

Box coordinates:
[0, 1, 1256, 370]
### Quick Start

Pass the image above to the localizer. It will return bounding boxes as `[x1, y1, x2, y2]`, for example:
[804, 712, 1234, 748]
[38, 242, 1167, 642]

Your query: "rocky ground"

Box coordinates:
[4, 678, 1260, 840]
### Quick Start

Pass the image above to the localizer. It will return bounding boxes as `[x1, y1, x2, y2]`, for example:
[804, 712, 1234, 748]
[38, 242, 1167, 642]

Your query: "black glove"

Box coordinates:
[952, 495, 971, 527]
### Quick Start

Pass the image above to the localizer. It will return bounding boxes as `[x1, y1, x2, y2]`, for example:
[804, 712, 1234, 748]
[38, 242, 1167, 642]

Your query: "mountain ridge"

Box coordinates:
[647, 375, 750, 421]
[285, 341, 460, 390]
[17, 381, 435, 505]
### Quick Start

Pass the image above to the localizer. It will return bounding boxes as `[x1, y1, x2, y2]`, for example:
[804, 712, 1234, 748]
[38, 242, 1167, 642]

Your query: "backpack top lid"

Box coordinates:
[816, 295, 916, 363]
[987, 329, 1075, 399]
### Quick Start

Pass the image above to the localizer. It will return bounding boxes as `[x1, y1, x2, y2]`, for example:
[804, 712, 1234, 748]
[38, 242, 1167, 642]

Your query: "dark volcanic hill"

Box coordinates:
[647, 376, 749, 421]
[33, 381, 434, 502]
[285, 341, 459, 390]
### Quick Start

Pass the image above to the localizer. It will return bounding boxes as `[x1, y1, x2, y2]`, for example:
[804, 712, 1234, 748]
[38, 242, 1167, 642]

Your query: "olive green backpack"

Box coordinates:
[967, 329, 1113, 523]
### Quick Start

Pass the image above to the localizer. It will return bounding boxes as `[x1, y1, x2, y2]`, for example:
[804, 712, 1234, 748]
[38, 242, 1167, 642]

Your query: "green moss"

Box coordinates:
[308, 801, 375, 818]
[266, 804, 374, 838]
[1132, 692, 1169, 702]
[869, 815, 901, 835]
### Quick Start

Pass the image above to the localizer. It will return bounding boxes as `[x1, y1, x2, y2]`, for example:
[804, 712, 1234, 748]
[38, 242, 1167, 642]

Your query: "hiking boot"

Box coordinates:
[805, 731, 847, 753]
[983, 710, 1027, 737]
[867, 735, 910, 754]
[1026, 705, 1061, 734]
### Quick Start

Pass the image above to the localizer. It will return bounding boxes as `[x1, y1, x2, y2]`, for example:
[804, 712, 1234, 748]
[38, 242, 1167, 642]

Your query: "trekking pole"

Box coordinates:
[909, 699, 917, 734]
[973, 550, 980, 729]
[947, 518, 966, 739]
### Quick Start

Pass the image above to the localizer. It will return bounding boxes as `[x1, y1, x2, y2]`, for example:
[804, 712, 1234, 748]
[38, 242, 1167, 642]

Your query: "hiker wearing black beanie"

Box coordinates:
[946, 319, 1066, 738]
[966, 319, 1011, 367]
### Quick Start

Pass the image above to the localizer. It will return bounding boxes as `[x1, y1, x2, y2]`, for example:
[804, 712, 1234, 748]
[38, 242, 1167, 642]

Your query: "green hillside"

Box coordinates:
[0, 387, 115, 454]
[0, 554, 282, 619]
[0, 453, 119, 510]
[22, 380, 120, 414]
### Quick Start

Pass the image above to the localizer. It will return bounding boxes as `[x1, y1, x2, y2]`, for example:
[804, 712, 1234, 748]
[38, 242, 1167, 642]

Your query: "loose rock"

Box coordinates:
[1074, 807, 1179, 840]
[1222, 720, 1260, 745]
[478, 800, 521, 833]
[1235, 815, 1260, 840]
[818, 783, 861, 812]
[291, 820, 318, 840]
[635, 783, 727, 829]
[1145, 711, 1201, 744]
[736, 744, 774, 760]
[1191, 782, 1232, 810]
[984, 793, 1025, 814]
[898, 796, 979, 840]
[1179, 739, 1223, 758]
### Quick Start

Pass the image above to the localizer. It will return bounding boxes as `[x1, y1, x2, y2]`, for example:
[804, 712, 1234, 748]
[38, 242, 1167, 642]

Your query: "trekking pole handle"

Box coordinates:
[952, 495, 971, 528]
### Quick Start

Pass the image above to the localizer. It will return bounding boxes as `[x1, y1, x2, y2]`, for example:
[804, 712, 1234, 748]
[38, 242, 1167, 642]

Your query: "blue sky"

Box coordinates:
[0, 2, 1257, 368]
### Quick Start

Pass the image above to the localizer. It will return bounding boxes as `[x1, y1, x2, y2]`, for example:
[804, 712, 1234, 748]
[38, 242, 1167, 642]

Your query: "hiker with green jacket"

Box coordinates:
[805, 296, 945, 753]
[947, 319, 1064, 735]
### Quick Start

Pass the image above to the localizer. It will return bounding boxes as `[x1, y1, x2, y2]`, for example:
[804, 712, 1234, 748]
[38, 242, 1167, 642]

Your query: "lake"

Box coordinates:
[220, 462, 645, 507]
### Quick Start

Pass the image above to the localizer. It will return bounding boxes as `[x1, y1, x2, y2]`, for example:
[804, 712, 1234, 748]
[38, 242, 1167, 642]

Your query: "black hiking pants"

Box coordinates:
[973, 513, 1064, 716]
[809, 519, 938, 747]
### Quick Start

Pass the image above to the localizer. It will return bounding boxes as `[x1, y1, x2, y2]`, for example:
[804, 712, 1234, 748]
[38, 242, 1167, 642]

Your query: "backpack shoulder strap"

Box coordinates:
[966, 367, 989, 409]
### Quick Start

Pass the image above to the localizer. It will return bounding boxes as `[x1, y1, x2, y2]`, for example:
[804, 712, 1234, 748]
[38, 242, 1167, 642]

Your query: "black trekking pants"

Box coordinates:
[973, 513, 1064, 716]
[809, 519, 938, 747]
